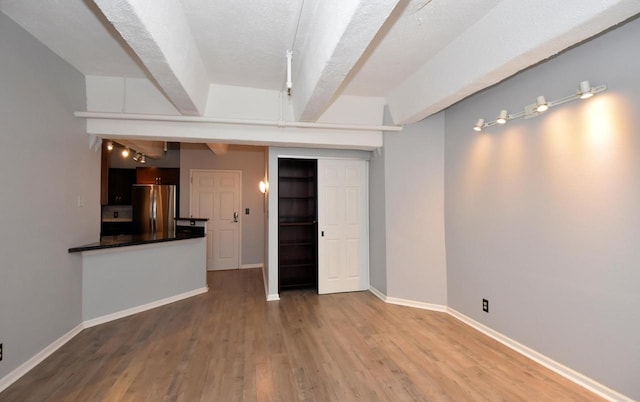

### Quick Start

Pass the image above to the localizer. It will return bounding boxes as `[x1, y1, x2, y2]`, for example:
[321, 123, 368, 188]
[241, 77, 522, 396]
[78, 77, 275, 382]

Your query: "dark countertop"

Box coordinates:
[175, 217, 209, 221]
[69, 232, 205, 253]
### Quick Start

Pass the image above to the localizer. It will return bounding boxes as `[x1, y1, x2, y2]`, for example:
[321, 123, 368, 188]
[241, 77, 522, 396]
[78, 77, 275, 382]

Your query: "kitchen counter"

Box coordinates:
[68, 231, 204, 253]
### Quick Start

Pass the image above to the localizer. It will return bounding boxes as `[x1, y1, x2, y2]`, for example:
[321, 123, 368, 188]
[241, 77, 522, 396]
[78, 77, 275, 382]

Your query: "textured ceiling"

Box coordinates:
[2, 0, 639, 124]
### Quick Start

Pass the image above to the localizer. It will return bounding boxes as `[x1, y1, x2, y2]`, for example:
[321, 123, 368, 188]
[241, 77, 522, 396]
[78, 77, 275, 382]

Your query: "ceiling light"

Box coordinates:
[473, 118, 485, 132]
[496, 110, 509, 124]
[578, 80, 593, 99]
[536, 96, 548, 112]
[121, 148, 130, 158]
[140, 155, 146, 164]
[132, 152, 141, 162]
[106, 141, 114, 151]
[471, 80, 606, 132]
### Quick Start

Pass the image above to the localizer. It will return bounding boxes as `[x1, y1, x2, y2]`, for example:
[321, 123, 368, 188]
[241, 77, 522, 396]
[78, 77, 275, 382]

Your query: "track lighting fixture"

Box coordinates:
[472, 80, 606, 132]
[132, 152, 141, 162]
[140, 155, 146, 164]
[121, 148, 130, 158]
[106, 141, 114, 151]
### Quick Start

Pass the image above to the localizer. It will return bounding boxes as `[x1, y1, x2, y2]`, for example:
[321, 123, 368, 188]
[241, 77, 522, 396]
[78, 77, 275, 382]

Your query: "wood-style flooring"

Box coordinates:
[0, 269, 603, 401]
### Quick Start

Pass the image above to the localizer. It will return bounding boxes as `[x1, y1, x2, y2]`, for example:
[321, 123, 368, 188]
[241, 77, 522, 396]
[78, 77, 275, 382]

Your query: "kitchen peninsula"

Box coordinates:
[69, 218, 208, 326]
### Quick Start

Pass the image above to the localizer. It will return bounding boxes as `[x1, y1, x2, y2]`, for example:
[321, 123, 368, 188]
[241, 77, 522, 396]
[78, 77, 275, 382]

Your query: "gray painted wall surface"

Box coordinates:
[0, 14, 99, 379]
[385, 113, 447, 305]
[179, 144, 265, 265]
[444, 18, 640, 399]
[368, 147, 387, 294]
[82, 239, 206, 321]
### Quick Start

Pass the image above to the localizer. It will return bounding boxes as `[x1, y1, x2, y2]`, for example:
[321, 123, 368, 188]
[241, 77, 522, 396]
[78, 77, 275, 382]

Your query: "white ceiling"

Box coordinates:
[1, 0, 639, 124]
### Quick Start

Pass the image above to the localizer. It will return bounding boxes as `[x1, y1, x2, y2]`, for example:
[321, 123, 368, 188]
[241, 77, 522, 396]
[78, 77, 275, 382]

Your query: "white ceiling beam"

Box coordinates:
[292, 0, 400, 122]
[86, 118, 383, 151]
[91, 0, 209, 116]
[386, 0, 640, 125]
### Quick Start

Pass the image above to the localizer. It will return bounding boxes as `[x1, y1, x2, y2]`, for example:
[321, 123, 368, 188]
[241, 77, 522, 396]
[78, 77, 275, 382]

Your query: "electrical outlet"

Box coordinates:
[482, 299, 489, 313]
[0, 343, 3, 361]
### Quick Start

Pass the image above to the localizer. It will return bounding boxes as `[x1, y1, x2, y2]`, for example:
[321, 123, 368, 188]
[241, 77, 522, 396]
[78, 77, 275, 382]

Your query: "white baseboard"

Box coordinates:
[386, 296, 447, 313]
[266, 293, 280, 301]
[241, 263, 263, 270]
[0, 323, 84, 394]
[368, 286, 387, 302]
[84, 287, 209, 328]
[447, 308, 633, 402]
[369, 286, 447, 313]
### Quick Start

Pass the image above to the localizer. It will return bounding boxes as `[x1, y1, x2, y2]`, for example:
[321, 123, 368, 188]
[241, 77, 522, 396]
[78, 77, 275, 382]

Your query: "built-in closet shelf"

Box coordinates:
[278, 158, 318, 291]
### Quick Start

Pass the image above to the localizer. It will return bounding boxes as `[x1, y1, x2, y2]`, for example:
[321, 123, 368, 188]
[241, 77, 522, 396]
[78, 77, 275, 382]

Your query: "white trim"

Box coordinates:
[447, 308, 633, 402]
[368, 286, 387, 302]
[266, 293, 280, 301]
[0, 323, 84, 393]
[386, 296, 447, 313]
[84, 287, 208, 328]
[241, 263, 263, 269]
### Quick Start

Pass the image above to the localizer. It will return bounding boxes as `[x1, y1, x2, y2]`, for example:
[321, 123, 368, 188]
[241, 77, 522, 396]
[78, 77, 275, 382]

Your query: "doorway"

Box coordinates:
[190, 169, 242, 270]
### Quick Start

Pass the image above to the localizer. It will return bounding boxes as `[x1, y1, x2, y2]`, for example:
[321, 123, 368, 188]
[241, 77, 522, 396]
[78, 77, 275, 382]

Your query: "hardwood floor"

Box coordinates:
[0, 269, 603, 401]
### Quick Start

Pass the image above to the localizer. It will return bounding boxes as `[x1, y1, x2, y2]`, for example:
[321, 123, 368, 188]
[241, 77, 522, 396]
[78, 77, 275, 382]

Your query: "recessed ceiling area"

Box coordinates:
[2, 0, 639, 126]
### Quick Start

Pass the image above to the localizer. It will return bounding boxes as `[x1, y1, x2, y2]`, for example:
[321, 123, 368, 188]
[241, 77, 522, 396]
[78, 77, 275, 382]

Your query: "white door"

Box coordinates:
[190, 170, 242, 270]
[317, 159, 369, 294]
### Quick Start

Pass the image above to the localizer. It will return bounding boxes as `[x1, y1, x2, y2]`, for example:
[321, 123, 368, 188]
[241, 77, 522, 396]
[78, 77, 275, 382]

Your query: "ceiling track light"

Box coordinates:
[140, 154, 146, 164]
[472, 80, 606, 132]
[106, 140, 114, 151]
[121, 147, 130, 158]
[132, 152, 141, 162]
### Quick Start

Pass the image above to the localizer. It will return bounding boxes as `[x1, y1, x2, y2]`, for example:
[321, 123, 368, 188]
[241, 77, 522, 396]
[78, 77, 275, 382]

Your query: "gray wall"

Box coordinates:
[444, 17, 640, 399]
[369, 146, 387, 294]
[179, 143, 265, 266]
[384, 113, 447, 305]
[0, 14, 99, 380]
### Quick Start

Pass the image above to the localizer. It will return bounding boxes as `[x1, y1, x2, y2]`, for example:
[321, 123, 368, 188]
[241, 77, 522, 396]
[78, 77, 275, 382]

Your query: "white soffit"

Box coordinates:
[92, 0, 210, 116]
[291, 0, 400, 122]
[386, 0, 640, 125]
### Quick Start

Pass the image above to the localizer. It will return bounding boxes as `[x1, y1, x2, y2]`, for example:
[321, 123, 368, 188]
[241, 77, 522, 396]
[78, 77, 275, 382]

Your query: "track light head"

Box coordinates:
[106, 141, 114, 151]
[140, 155, 146, 164]
[121, 148, 130, 158]
[536, 96, 548, 112]
[473, 118, 485, 132]
[579, 80, 593, 99]
[496, 110, 509, 124]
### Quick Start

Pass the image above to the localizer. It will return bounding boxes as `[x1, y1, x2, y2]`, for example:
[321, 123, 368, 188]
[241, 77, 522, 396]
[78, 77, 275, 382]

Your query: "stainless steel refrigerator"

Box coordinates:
[132, 184, 176, 237]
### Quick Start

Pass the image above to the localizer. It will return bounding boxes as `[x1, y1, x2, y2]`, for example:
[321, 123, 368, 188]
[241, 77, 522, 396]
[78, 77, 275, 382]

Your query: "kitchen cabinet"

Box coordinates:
[278, 158, 317, 291]
[108, 168, 136, 205]
[136, 167, 179, 185]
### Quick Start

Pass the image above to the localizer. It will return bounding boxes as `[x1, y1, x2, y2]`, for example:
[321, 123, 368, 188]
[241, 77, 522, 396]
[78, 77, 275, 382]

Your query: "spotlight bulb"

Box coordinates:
[496, 110, 508, 124]
[106, 141, 114, 151]
[473, 118, 485, 132]
[579, 80, 593, 99]
[536, 96, 548, 112]
[121, 148, 130, 158]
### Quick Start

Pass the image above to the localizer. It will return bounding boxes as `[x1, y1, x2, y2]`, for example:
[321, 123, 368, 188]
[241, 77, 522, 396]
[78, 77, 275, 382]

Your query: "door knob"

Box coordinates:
[233, 211, 239, 223]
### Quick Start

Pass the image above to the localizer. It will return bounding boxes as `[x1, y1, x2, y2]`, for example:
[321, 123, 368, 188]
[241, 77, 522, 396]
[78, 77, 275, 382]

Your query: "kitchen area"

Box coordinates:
[69, 140, 209, 325]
